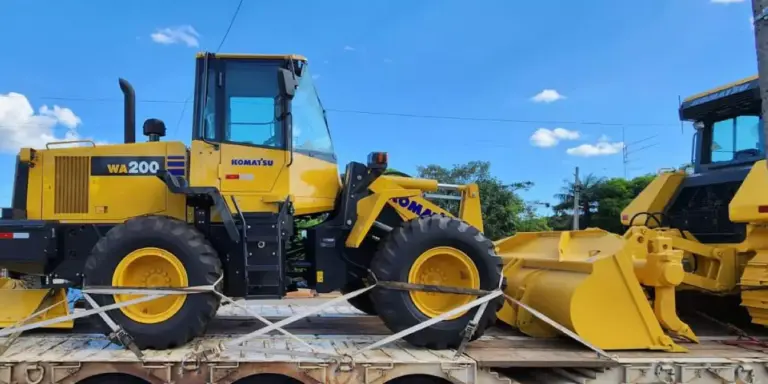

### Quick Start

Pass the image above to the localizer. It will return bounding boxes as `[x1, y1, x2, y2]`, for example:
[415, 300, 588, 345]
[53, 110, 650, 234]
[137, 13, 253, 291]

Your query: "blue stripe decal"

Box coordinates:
[168, 169, 185, 176]
[167, 161, 185, 167]
[167, 155, 185, 160]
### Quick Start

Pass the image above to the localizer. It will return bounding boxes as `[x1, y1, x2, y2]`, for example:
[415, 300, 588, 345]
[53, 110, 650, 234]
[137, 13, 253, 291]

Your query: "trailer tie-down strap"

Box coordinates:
[188, 278, 505, 365]
[0, 274, 616, 365]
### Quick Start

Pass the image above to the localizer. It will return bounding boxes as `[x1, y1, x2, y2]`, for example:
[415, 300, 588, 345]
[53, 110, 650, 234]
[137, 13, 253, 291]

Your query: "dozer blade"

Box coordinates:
[0, 278, 73, 329]
[494, 228, 696, 352]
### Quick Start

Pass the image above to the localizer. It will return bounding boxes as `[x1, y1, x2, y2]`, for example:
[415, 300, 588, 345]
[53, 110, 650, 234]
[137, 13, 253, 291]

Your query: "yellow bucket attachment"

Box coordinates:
[494, 228, 697, 352]
[0, 278, 73, 329]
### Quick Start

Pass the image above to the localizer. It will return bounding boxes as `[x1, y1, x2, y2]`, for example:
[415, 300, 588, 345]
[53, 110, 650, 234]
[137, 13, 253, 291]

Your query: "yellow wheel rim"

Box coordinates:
[408, 246, 480, 320]
[112, 247, 188, 324]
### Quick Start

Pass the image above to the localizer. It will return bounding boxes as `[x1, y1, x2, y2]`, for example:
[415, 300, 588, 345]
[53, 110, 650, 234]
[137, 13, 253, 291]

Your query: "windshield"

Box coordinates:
[292, 65, 334, 155]
[708, 115, 763, 163]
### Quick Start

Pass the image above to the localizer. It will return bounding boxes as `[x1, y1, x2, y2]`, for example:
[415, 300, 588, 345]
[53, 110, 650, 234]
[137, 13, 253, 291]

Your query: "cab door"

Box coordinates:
[216, 60, 287, 193]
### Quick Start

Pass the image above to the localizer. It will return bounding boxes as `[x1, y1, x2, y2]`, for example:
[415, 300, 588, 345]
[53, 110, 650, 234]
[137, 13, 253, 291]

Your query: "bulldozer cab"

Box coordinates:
[495, 76, 768, 353]
[187, 53, 340, 216]
[620, 75, 766, 243]
[680, 75, 765, 175]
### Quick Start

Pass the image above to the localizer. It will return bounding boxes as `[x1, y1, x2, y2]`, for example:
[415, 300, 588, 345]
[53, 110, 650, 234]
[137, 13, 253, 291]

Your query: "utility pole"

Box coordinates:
[572, 166, 580, 230]
[622, 127, 628, 179]
[622, 134, 658, 179]
[752, 0, 768, 164]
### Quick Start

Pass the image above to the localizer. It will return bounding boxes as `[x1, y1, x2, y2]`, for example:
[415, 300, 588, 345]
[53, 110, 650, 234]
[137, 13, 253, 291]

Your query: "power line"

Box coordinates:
[15, 98, 684, 129]
[324, 108, 679, 128]
[215, 0, 244, 52]
[40, 96, 184, 104]
[173, 0, 246, 137]
[626, 142, 659, 156]
[621, 126, 660, 178]
[626, 134, 658, 146]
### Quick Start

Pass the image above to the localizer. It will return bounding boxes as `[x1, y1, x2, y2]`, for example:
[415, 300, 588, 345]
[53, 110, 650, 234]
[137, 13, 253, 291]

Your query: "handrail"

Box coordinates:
[45, 140, 96, 149]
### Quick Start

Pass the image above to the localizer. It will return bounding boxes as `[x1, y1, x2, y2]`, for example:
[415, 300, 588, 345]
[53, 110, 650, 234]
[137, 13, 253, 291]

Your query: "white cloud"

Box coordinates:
[531, 89, 566, 103]
[0, 92, 99, 153]
[151, 25, 200, 47]
[711, 0, 744, 3]
[566, 135, 624, 157]
[40, 105, 81, 128]
[343, 45, 355, 51]
[530, 127, 580, 147]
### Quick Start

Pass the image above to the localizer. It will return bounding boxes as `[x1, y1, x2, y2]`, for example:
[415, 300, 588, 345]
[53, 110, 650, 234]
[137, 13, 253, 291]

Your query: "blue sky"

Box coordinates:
[0, 0, 758, 209]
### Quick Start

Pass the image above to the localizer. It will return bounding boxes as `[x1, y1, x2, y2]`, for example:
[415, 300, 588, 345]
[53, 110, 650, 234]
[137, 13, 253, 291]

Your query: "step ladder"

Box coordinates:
[231, 198, 293, 299]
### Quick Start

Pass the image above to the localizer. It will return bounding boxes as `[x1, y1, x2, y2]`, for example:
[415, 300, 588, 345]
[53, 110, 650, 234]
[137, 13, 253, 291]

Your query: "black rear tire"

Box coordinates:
[341, 277, 377, 315]
[84, 215, 222, 350]
[370, 215, 503, 349]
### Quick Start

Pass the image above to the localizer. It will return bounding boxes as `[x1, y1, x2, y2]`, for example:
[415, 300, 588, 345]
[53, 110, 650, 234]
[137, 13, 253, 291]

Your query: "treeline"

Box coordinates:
[410, 161, 655, 239]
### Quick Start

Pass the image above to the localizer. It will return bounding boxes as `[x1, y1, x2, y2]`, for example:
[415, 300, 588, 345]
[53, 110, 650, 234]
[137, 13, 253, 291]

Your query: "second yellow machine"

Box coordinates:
[495, 74, 768, 353]
[0, 52, 504, 350]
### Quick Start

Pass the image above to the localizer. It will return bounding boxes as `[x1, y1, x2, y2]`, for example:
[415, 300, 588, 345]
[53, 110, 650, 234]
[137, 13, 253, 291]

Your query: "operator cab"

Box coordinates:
[680, 75, 765, 175]
[191, 52, 334, 160]
[667, 75, 765, 243]
[187, 53, 340, 216]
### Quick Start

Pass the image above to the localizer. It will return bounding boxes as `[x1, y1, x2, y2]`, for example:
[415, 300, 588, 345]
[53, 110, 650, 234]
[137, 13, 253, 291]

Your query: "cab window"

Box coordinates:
[193, 61, 218, 142]
[710, 115, 762, 163]
[292, 68, 334, 154]
[202, 72, 217, 141]
[223, 61, 283, 148]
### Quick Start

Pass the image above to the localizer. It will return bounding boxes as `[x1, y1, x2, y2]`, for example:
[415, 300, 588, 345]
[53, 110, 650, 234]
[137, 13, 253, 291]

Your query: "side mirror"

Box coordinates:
[278, 68, 298, 99]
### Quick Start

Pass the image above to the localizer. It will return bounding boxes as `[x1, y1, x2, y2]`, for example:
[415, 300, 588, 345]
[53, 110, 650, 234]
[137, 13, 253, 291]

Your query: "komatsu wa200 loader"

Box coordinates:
[0, 52, 504, 351]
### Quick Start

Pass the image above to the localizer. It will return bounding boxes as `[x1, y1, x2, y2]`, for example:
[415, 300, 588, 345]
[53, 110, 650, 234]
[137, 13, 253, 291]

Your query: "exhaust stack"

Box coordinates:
[118, 78, 136, 144]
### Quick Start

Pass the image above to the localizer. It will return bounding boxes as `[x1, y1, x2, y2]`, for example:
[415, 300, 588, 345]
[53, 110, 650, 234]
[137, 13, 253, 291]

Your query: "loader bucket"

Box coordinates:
[494, 228, 694, 352]
[0, 278, 73, 329]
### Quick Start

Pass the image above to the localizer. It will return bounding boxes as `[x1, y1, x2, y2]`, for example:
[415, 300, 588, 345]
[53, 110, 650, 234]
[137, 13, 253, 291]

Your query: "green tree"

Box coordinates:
[552, 173, 606, 229]
[550, 173, 655, 233]
[417, 161, 549, 240]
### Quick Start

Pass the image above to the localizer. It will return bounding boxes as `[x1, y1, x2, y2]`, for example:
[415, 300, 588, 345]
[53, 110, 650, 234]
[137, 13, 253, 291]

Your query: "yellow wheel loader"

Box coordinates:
[495, 74, 768, 352]
[0, 52, 504, 350]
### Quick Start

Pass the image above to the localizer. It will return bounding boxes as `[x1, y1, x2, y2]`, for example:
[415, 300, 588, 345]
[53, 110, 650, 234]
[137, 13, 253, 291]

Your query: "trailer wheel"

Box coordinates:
[84, 215, 222, 350]
[370, 215, 503, 349]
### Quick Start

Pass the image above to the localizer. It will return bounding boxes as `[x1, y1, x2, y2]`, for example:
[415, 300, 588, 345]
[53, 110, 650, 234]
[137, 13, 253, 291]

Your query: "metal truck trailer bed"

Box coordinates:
[2, 300, 768, 383]
[466, 336, 768, 383]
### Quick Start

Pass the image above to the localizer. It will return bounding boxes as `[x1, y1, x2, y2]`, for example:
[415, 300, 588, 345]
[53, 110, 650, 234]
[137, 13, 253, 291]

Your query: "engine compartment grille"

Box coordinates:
[54, 156, 90, 214]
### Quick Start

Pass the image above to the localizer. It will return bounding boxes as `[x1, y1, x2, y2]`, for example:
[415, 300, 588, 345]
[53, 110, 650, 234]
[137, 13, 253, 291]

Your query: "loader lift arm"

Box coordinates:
[345, 165, 483, 249]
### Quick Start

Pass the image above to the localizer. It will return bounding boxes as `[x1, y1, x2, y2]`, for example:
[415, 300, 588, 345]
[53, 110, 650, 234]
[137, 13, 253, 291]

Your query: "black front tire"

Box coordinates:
[370, 215, 503, 349]
[84, 215, 222, 350]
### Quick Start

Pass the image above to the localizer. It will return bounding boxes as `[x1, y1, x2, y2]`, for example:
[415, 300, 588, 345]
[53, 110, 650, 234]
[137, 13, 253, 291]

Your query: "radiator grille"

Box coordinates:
[54, 156, 89, 214]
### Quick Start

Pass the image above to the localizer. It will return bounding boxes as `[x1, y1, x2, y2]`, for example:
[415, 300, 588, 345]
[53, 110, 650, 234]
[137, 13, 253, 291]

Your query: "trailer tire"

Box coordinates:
[84, 215, 222, 350]
[370, 214, 503, 349]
